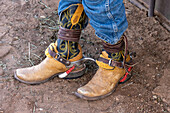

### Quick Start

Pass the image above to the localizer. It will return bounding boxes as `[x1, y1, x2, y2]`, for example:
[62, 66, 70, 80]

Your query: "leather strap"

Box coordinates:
[102, 37, 125, 53]
[58, 26, 81, 42]
[123, 35, 128, 67]
[98, 57, 123, 68]
[101, 35, 129, 68]
[48, 48, 71, 66]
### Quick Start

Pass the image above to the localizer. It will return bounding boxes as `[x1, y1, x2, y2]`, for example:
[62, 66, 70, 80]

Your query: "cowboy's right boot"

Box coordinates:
[14, 4, 88, 84]
[75, 36, 134, 100]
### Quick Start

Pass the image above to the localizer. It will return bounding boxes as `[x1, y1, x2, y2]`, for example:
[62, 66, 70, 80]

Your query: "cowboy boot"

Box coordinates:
[14, 4, 88, 84]
[75, 36, 133, 100]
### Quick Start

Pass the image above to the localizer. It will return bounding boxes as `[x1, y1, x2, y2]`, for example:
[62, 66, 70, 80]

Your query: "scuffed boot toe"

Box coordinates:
[75, 86, 100, 100]
[14, 68, 37, 84]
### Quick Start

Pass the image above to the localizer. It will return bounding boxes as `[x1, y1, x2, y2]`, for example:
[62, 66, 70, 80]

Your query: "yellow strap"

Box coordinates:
[71, 4, 84, 27]
[45, 43, 58, 58]
[96, 55, 114, 70]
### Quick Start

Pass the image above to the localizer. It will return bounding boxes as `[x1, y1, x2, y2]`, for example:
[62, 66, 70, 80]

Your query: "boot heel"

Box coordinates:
[64, 64, 86, 79]
[119, 67, 133, 84]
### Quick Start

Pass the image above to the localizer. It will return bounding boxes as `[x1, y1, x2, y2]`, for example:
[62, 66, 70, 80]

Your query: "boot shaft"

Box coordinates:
[97, 35, 131, 70]
[46, 4, 88, 61]
[102, 36, 130, 62]
[56, 39, 81, 60]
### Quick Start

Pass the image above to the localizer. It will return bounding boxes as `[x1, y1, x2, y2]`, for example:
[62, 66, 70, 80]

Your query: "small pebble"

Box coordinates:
[0, 67, 3, 76]
[115, 97, 119, 101]
[156, 74, 160, 76]
[153, 95, 157, 99]
[0, 45, 11, 58]
[40, 16, 46, 18]
[14, 37, 19, 40]
[39, 108, 43, 111]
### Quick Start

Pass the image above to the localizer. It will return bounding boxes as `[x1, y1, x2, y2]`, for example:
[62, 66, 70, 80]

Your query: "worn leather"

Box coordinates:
[58, 27, 81, 42]
[15, 42, 83, 83]
[77, 67, 125, 97]
[16, 46, 82, 82]
[77, 36, 129, 98]
[16, 57, 68, 82]
[103, 37, 125, 53]
[15, 4, 87, 83]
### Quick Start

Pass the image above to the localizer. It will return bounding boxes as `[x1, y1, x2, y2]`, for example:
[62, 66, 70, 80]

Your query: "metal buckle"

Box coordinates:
[53, 53, 60, 60]
[108, 59, 112, 66]
[56, 53, 60, 58]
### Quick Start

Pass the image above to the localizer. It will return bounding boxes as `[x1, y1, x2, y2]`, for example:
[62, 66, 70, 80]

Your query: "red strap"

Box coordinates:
[119, 67, 132, 82]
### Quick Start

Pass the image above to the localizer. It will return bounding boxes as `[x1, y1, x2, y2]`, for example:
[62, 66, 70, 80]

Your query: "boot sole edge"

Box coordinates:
[74, 84, 117, 101]
[14, 64, 86, 85]
[75, 71, 133, 101]
[14, 71, 57, 85]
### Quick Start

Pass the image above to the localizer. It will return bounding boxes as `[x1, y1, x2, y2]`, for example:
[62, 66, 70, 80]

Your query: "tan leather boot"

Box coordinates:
[14, 4, 88, 84]
[75, 36, 133, 100]
[14, 39, 85, 84]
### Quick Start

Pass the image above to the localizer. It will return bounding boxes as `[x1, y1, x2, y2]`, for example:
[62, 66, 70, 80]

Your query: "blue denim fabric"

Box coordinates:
[58, 0, 128, 44]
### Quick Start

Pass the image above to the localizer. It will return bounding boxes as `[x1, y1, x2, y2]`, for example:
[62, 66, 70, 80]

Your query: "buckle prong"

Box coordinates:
[54, 53, 60, 61]
[109, 59, 112, 66]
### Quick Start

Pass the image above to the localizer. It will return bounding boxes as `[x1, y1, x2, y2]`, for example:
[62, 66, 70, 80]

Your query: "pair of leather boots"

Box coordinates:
[14, 4, 133, 100]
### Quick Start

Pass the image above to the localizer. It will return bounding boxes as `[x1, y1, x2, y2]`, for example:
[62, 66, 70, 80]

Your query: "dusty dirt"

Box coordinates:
[0, 0, 170, 113]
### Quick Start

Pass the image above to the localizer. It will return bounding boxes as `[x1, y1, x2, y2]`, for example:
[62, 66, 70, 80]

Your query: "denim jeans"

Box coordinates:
[58, 0, 128, 44]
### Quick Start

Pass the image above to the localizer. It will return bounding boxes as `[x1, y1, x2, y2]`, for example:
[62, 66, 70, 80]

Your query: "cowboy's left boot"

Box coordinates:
[14, 4, 89, 84]
[75, 36, 133, 100]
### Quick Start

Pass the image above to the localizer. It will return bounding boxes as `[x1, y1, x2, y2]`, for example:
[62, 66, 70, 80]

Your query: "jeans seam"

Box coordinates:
[105, 0, 118, 38]
[96, 32, 117, 44]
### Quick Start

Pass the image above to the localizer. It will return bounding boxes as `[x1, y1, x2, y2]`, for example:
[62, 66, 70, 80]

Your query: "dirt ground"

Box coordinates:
[0, 0, 170, 113]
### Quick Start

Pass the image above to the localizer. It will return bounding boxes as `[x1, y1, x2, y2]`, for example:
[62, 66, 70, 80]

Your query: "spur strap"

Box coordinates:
[48, 48, 71, 66]
[58, 26, 81, 42]
[98, 57, 124, 68]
